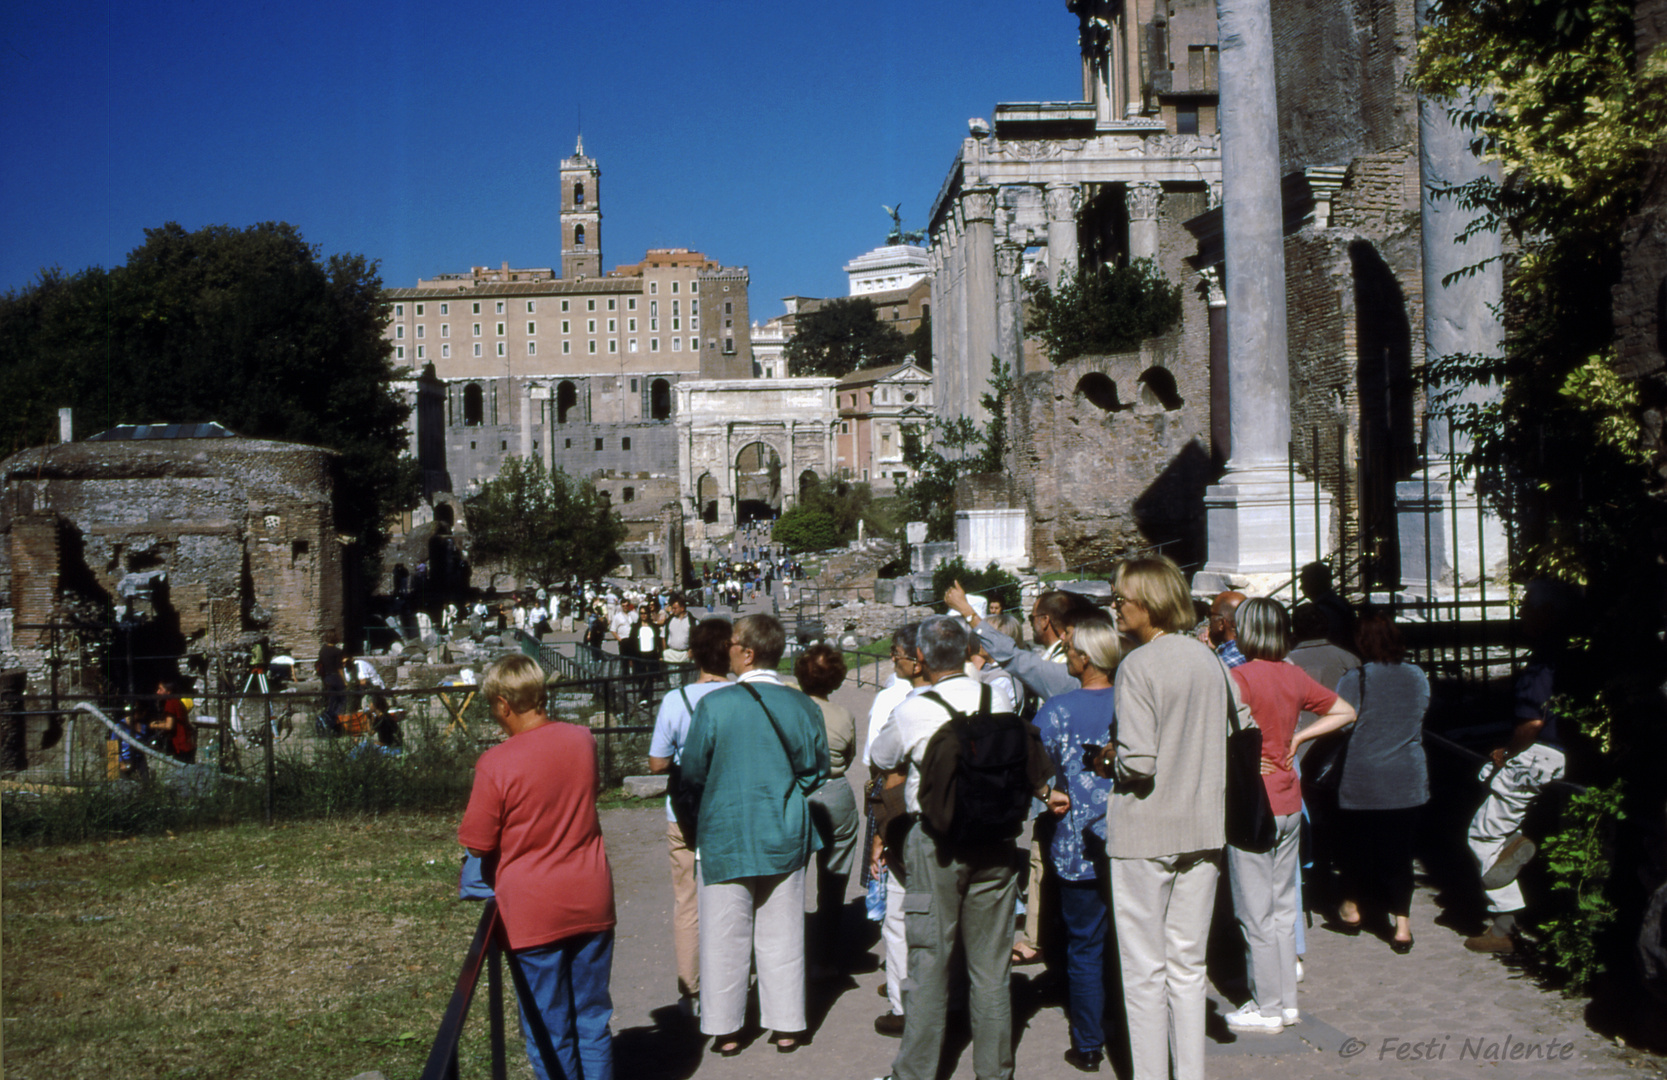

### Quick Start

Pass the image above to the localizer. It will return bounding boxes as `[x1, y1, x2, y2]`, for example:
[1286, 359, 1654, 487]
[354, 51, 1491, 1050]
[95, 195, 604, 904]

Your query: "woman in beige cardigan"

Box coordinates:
[1099, 556, 1249, 1080]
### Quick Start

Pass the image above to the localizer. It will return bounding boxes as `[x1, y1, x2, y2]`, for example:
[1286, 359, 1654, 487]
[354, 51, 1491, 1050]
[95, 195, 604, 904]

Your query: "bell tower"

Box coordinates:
[560, 136, 601, 280]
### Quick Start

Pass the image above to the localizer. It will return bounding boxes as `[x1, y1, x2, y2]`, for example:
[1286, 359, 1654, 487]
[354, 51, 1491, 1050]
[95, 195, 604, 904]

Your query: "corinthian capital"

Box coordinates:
[1127, 182, 1163, 221]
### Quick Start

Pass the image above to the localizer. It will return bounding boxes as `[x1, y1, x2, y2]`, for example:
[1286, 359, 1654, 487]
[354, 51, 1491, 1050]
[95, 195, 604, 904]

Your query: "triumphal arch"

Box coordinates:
[675, 378, 837, 541]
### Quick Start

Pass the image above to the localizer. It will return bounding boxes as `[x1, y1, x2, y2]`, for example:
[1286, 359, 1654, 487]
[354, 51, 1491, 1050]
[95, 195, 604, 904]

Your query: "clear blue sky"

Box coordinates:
[1, 0, 1082, 323]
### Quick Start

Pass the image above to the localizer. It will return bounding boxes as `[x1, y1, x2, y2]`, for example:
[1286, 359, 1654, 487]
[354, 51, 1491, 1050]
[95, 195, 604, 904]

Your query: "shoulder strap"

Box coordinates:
[738, 681, 797, 768]
[678, 686, 692, 713]
[921, 689, 965, 722]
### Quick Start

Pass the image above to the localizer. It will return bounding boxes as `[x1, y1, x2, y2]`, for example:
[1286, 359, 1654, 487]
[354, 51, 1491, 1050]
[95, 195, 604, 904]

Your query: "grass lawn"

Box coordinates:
[2, 811, 518, 1080]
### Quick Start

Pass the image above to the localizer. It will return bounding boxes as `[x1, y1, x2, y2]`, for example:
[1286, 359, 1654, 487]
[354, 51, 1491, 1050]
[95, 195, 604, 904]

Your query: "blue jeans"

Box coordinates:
[513, 929, 615, 1080]
[1058, 878, 1109, 1053]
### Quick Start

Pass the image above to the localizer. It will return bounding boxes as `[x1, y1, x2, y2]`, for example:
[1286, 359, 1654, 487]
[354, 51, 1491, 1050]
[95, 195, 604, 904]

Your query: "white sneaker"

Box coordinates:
[1224, 1006, 1284, 1033]
[1294, 959, 1305, 983]
[1282, 1008, 1300, 1026]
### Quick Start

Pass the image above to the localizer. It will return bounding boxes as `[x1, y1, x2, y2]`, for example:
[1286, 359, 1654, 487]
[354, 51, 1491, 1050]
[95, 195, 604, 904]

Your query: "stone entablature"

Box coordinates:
[844, 244, 931, 296]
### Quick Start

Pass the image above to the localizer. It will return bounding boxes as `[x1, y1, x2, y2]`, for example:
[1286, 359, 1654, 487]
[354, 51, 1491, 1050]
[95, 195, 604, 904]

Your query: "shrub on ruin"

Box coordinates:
[1025, 260, 1183, 363]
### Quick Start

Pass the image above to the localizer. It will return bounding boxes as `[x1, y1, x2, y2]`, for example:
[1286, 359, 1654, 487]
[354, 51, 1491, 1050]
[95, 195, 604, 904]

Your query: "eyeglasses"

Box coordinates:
[1111, 595, 1127, 607]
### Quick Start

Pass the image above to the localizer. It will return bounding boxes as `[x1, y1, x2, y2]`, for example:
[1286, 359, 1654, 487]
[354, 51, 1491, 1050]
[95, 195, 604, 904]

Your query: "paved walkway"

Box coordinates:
[587, 628, 1655, 1080]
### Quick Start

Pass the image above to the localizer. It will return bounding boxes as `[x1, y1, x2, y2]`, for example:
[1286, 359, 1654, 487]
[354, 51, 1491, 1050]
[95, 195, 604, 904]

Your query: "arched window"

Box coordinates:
[556, 381, 578, 424]
[463, 383, 484, 426]
[1137, 367, 1184, 410]
[1075, 373, 1124, 413]
[574, 224, 586, 248]
[650, 378, 672, 420]
[573, 181, 585, 206]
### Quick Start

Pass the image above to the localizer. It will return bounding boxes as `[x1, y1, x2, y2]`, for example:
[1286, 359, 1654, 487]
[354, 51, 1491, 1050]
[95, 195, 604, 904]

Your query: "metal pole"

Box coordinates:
[1337, 424, 1348, 590]
[263, 680, 275, 826]
[1449, 414, 1463, 675]
[1312, 427, 1322, 565]
[488, 945, 507, 1080]
[1288, 443, 1298, 599]
[1422, 425, 1434, 620]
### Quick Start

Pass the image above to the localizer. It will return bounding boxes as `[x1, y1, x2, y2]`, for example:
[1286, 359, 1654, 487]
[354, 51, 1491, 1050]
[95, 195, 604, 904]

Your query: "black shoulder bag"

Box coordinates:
[1224, 671, 1278, 854]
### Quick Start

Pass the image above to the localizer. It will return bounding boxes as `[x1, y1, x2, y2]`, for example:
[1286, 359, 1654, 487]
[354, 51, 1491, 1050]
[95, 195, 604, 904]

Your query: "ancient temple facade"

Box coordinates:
[928, 0, 1222, 425]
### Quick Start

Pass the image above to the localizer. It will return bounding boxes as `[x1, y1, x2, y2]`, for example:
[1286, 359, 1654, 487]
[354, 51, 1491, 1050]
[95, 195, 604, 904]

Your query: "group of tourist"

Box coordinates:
[456, 554, 1565, 1080]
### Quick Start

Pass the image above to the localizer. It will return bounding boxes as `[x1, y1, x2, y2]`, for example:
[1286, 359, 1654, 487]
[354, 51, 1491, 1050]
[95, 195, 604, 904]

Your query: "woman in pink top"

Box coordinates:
[1220, 598, 1356, 1034]
[459, 655, 617, 1080]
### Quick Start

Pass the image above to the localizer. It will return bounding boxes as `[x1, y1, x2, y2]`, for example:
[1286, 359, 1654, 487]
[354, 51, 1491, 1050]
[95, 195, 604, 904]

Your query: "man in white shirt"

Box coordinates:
[870, 616, 1040, 1080]
[662, 595, 697, 665]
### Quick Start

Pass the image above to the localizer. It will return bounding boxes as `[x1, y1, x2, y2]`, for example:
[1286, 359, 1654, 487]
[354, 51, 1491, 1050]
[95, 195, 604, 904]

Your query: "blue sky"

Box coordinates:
[1, 0, 1081, 323]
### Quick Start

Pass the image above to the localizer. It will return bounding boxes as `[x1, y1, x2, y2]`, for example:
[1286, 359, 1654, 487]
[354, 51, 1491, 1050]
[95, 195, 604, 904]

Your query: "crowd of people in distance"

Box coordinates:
[455, 555, 1571, 1080]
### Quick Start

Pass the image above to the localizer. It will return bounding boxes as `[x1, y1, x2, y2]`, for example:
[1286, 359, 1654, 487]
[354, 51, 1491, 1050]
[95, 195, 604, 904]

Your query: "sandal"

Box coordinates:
[710, 1034, 744, 1057]
[1011, 945, 1043, 966]
[773, 1031, 804, 1054]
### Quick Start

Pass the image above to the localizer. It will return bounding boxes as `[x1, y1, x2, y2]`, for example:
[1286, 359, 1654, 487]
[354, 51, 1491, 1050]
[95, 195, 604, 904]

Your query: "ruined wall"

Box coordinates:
[0, 439, 344, 678]
[1272, 0, 1418, 172]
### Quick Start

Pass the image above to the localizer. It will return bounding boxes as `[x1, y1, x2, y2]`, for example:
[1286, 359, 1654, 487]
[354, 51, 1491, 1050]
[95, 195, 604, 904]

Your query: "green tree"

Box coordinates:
[1411, 0, 1667, 991]
[464, 458, 626, 585]
[772, 506, 840, 553]
[897, 357, 1015, 540]
[1024, 260, 1183, 363]
[0, 222, 413, 570]
[784, 297, 908, 378]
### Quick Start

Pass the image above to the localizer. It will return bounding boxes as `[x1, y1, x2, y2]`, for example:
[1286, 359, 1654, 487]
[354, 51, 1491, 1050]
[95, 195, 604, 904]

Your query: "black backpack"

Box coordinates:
[916, 682, 1049, 848]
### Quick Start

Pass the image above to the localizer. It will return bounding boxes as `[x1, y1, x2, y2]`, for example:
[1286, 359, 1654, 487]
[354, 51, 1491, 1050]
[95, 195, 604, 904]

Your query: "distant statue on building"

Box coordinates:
[882, 204, 926, 246]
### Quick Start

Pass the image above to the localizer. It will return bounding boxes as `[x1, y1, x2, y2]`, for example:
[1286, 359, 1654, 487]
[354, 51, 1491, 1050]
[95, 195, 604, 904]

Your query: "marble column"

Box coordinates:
[1197, 0, 1329, 591]
[1396, 0, 1507, 599]
[961, 187, 999, 422]
[996, 239, 1026, 378]
[1127, 182, 1163, 261]
[1046, 183, 1081, 286]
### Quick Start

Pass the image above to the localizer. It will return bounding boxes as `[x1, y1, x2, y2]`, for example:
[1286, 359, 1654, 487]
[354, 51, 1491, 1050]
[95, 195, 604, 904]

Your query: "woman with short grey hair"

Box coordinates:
[1221, 597, 1357, 1033]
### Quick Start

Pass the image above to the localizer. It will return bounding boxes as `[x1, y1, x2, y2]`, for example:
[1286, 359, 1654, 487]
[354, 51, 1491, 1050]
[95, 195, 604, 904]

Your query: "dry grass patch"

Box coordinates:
[2, 813, 523, 1079]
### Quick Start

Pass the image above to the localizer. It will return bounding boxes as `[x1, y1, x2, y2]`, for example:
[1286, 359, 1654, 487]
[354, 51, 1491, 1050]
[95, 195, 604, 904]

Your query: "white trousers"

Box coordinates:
[1110, 850, 1222, 1080]
[1227, 813, 1302, 1015]
[882, 867, 907, 1014]
[1468, 744, 1565, 913]
[697, 866, 807, 1035]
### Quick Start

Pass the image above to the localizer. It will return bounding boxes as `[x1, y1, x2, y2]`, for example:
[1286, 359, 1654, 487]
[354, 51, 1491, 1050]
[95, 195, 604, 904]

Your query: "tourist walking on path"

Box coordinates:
[1221, 598, 1357, 1034]
[1329, 612, 1429, 954]
[458, 655, 616, 1080]
[681, 614, 829, 1056]
[1098, 555, 1248, 1080]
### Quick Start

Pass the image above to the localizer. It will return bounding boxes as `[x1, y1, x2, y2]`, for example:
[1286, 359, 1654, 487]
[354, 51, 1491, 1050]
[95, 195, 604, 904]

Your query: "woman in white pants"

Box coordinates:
[1221, 598, 1356, 1033]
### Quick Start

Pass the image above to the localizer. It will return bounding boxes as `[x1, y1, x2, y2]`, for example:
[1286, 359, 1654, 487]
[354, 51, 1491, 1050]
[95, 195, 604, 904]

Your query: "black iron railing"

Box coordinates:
[420, 899, 561, 1080]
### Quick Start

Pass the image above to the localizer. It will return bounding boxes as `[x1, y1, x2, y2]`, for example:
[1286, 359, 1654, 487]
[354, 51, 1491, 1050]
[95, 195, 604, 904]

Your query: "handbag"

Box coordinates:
[1305, 667, 1362, 793]
[1224, 672, 1278, 854]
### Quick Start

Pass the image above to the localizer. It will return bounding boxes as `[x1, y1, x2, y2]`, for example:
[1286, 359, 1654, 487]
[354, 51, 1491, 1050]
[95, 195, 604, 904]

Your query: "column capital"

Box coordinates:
[1197, 266, 1226, 307]
[995, 241, 1024, 279]
[1127, 181, 1163, 222]
[961, 187, 996, 223]
[1045, 182, 1081, 222]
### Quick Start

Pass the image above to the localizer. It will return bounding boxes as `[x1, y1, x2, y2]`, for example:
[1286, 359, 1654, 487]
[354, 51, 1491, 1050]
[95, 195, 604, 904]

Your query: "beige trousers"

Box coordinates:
[666, 820, 699, 997]
[1110, 849, 1222, 1080]
[697, 866, 807, 1036]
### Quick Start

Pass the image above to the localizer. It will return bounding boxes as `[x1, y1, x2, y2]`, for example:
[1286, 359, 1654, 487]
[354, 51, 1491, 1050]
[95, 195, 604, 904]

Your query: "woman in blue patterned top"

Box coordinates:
[1035, 612, 1122, 1074]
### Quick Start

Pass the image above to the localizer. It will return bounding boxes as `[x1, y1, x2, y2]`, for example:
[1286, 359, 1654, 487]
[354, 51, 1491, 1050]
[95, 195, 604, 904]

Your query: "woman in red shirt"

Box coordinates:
[459, 655, 616, 1080]
[1221, 598, 1356, 1034]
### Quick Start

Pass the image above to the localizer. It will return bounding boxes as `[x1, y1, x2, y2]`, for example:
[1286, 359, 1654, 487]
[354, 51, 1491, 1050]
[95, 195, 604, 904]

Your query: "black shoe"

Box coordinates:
[874, 1012, 905, 1037]
[1064, 1047, 1104, 1073]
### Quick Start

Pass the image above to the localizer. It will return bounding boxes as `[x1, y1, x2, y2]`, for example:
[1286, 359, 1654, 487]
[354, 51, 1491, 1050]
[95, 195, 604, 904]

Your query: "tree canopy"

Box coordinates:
[0, 221, 415, 566]
[784, 297, 909, 378]
[463, 458, 626, 585]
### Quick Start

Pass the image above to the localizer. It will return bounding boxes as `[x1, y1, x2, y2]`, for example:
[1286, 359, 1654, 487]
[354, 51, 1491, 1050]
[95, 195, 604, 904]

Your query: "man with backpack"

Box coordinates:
[868, 616, 1058, 1080]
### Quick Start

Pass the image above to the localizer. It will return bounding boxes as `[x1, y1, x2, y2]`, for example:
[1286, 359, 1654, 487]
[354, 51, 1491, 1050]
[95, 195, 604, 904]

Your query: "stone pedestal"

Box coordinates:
[956, 508, 1028, 570]
[1395, 466, 1507, 597]
[1195, 466, 1332, 593]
